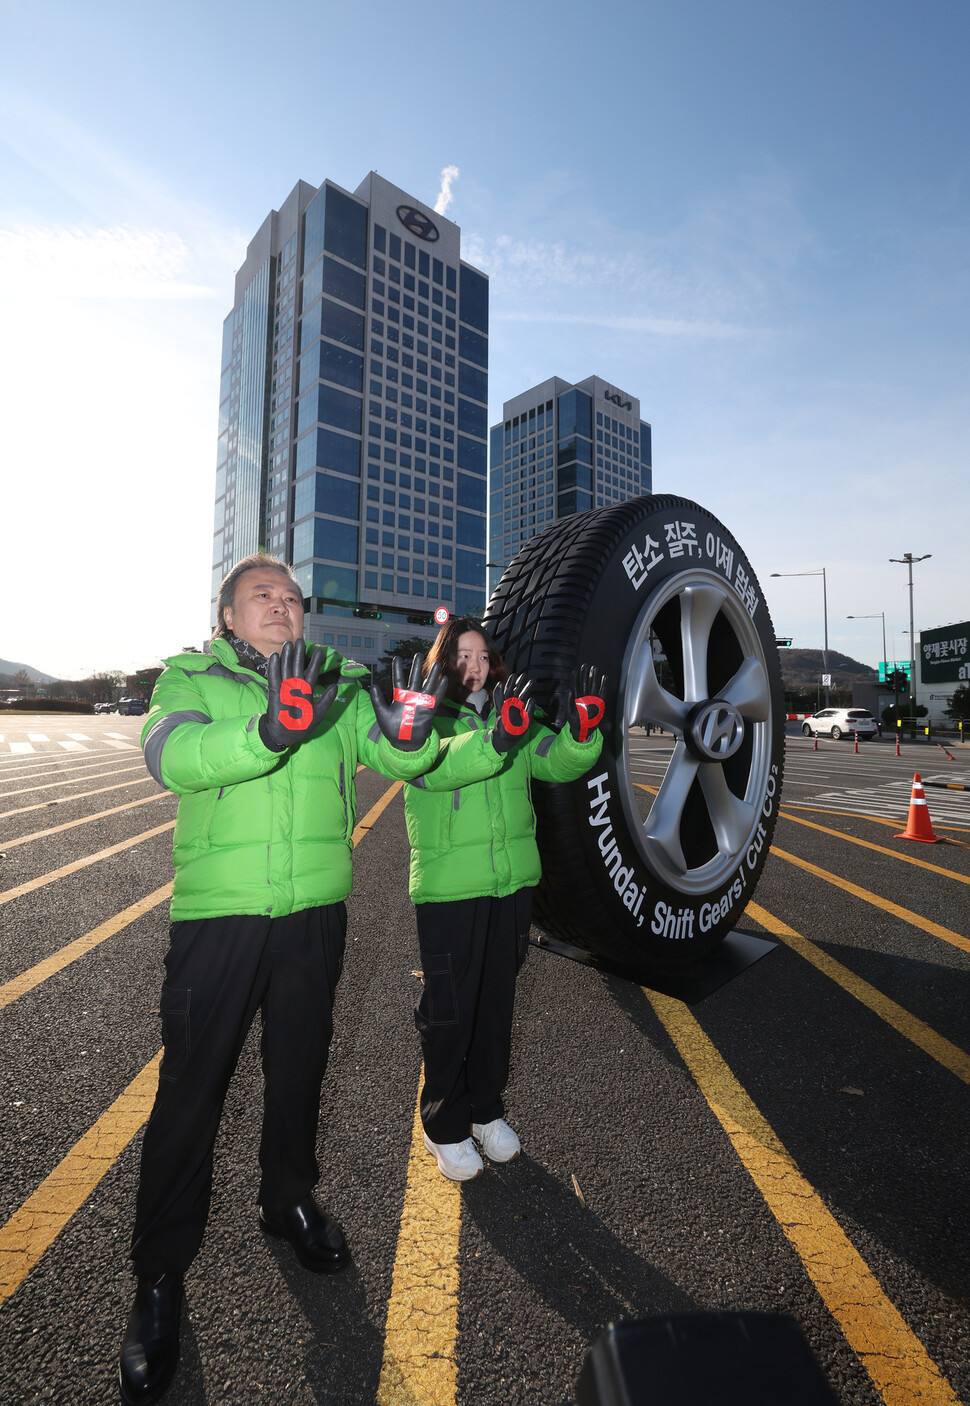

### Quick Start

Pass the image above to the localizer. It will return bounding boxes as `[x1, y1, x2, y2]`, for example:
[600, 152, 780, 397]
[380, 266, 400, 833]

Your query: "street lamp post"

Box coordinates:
[889, 554, 931, 712]
[771, 568, 829, 706]
[846, 612, 887, 672]
[847, 611, 888, 724]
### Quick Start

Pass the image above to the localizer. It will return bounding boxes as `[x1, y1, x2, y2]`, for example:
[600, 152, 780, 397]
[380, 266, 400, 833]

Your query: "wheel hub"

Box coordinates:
[685, 699, 745, 761]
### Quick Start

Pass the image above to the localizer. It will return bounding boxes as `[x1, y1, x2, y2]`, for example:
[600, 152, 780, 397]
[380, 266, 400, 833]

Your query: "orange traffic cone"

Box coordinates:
[895, 773, 940, 843]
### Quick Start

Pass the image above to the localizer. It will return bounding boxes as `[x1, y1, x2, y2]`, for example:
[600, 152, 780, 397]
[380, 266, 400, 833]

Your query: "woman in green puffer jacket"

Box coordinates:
[403, 616, 606, 1183]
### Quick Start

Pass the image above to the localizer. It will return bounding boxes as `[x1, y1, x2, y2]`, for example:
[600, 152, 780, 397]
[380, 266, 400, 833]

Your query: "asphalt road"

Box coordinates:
[1, 714, 968, 1405]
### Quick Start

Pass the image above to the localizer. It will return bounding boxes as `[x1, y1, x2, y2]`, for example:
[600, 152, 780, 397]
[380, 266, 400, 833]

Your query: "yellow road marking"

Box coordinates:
[0, 763, 145, 806]
[746, 901, 970, 1083]
[780, 803, 902, 827]
[643, 989, 961, 1406]
[778, 810, 970, 885]
[352, 779, 403, 845]
[0, 1054, 163, 1305]
[0, 820, 177, 907]
[0, 885, 173, 1010]
[1, 792, 171, 850]
[377, 1081, 461, 1406]
[0, 776, 404, 1303]
[769, 845, 970, 954]
[0, 773, 154, 821]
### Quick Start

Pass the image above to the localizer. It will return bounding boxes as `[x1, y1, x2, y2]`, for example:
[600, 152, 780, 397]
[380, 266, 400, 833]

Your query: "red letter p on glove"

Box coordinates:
[574, 695, 605, 743]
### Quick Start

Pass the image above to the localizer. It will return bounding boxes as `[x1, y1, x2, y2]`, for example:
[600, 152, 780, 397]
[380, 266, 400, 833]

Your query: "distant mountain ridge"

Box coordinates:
[0, 649, 874, 693]
[778, 648, 876, 688]
[0, 658, 60, 684]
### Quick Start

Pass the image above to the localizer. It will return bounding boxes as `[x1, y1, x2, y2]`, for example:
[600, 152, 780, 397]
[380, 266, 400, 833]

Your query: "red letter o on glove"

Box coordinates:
[500, 697, 530, 736]
[279, 677, 313, 730]
[574, 695, 605, 743]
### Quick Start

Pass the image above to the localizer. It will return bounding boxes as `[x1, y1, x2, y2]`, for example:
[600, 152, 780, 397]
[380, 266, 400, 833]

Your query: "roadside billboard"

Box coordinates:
[919, 621, 970, 684]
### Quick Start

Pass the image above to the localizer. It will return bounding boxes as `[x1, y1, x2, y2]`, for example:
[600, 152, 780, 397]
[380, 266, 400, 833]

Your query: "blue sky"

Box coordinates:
[1, 0, 967, 678]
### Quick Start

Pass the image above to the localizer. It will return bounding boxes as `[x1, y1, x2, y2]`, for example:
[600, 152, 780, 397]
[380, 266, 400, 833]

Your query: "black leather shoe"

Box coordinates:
[118, 1272, 183, 1404]
[258, 1195, 351, 1273]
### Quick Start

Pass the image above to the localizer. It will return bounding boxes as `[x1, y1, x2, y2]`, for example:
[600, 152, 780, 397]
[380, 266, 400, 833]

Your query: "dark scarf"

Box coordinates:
[225, 633, 270, 678]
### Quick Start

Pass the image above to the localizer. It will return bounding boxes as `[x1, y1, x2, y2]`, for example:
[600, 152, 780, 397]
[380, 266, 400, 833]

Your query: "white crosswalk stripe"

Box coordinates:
[104, 739, 138, 750]
[59, 741, 88, 752]
[66, 733, 91, 741]
[27, 733, 49, 741]
[9, 742, 34, 754]
[804, 780, 970, 827]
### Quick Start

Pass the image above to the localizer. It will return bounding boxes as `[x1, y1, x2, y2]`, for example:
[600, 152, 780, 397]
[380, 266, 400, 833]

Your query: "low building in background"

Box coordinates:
[919, 620, 970, 723]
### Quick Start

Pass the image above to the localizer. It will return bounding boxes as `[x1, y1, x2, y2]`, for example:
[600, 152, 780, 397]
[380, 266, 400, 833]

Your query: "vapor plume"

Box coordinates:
[434, 165, 459, 216]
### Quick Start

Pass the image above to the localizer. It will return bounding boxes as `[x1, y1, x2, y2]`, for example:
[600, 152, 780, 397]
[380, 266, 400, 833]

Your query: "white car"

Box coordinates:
[801, 707, 878, 741]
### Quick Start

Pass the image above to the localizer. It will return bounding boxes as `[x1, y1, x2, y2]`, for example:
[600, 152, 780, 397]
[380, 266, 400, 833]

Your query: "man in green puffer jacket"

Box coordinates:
[120, 554, 452, 1406]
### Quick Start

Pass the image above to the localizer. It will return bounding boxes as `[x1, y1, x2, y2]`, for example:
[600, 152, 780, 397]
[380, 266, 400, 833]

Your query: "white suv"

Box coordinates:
[801, 708, 878, 741]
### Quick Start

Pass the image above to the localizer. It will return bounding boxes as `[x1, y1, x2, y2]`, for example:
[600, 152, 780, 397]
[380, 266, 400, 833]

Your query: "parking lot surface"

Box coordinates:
[1, 715, 968, 1404]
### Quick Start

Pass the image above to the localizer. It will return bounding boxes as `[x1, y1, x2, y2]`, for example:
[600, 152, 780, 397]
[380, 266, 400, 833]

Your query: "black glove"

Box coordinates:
[259, 640, 339, 751]
[554, 664, 608, 742]
[370, 654, 447, 752]
[491, 673, 535, 754]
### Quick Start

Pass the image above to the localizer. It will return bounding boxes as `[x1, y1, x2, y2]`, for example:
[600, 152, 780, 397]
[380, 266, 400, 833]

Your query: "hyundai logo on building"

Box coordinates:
[396, 206, 440, 242]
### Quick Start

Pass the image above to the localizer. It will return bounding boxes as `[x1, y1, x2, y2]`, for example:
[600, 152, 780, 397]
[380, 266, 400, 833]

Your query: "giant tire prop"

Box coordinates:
[482, 494, 785, 970]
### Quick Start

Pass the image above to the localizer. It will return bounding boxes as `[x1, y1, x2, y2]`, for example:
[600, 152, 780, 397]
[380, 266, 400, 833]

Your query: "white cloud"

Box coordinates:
[0, 96, 255, 677]
[0, 224, 221, 301]
[434, 164, 460, 216]
[465, 164, 814, 331]
[0, 219, 244, 678]
[496, 308, 748, 340]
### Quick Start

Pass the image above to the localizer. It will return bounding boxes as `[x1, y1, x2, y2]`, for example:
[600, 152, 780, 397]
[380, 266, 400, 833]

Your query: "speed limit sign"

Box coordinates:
[433, 607, 449, 625]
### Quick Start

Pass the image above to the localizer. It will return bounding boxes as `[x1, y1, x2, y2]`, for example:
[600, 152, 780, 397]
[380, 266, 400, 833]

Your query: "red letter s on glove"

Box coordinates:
[278, 677, 314, 730]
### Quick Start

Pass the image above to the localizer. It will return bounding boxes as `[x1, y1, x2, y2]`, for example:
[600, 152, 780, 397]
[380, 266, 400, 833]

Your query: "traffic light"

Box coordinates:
[353, 605, 382, 620]
[775, 638, 792, 648]
[888, 669, 909, 695]
[406, 612, 435, 626]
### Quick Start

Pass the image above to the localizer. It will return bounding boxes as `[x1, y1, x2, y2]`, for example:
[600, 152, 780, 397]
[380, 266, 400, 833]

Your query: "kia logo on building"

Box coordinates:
[396, 206, 439, 242]
[605, 390, 632, 411]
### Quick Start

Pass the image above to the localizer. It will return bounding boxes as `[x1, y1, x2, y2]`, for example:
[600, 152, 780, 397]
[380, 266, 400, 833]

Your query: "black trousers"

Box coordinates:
[414, 889, 532, 1145]
[130, 904, 346, 1276]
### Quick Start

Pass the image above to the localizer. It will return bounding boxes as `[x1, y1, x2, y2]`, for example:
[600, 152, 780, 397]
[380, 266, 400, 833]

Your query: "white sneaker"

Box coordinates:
[423, 1133, 484, 1181]
[472, 1118, 520, 1163]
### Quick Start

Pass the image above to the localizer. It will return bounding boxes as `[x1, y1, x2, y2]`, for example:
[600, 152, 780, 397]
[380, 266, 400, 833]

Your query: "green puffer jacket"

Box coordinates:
[404, 697, 603, 904]
[142, 637, 438, 921]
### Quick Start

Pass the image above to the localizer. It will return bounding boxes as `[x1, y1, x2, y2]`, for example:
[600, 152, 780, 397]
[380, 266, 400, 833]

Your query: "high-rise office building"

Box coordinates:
[487, 375, 652, 589]
[212, 172, 489, 668]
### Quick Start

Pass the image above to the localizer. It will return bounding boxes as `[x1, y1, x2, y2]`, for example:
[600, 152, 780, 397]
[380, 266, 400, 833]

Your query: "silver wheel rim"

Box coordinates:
[617, 568, 774, 896]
